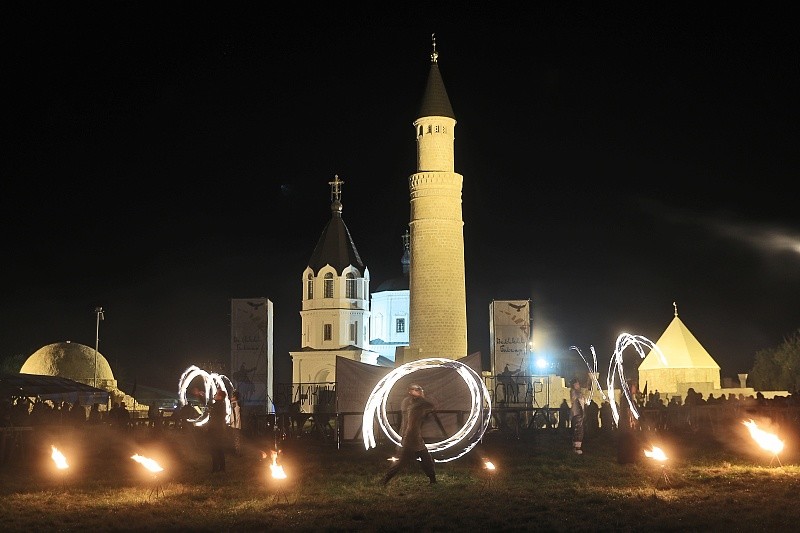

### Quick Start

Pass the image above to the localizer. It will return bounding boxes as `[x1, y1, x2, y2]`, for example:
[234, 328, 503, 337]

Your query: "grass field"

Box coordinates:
[1, 420, 800, 532]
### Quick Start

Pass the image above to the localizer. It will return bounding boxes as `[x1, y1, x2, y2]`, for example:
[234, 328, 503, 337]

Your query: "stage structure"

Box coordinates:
[230, 298, 274, 412]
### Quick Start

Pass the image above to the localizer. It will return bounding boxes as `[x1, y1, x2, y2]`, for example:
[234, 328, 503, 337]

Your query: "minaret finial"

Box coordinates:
[402, 229, 410, 251]
[673, 301, 678, 317]
[431, 33, 438, 63]
[329, 174, 344, 214]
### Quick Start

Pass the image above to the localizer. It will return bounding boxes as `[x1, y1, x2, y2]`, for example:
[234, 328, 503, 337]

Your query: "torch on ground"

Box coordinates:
[742, 419, 785, 467]
[263, 449, 291, 504]
[479, 458, 497, 496]
[50, 445, 69, 490]
[644, 445, 670, 491]
[131, 453, 165, 499]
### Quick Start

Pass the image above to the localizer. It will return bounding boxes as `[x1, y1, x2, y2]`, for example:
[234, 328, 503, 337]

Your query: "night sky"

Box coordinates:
[3, 3, 798, 393]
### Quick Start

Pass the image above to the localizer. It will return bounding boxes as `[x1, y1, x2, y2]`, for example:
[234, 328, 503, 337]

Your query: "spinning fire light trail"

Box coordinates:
[363, 358, 491, 462]
[569, 345, 607, 404]
[605, 333, 665, 426]
[177, 365, 234, 426]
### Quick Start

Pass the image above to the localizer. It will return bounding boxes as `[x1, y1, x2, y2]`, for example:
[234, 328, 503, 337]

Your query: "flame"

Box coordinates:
[644, 446, 667, 462]
[51, 446, 69, 470]
[484, 460, 496, 470]
[131, 454, 164, 473]
[270, 450, 287, 480]
[743, 419, 784, 455]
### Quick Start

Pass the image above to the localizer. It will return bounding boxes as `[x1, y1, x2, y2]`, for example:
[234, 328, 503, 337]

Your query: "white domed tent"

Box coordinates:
[638, 305, 721, 397]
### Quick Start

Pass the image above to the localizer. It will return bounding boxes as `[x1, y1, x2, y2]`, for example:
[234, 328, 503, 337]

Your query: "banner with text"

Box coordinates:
[489, 299, 531, 376]
[230, 298, 274, 411]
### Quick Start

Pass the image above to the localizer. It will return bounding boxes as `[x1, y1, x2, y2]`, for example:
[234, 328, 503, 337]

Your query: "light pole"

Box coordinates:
[94, 307, 104, 388]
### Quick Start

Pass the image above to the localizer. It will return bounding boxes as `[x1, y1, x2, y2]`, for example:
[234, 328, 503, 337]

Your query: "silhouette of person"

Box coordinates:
[233, 362, 257, 402]
[229, 390, 242, 456]
[208, 389, 228, 473]
[558, 399, 570, 430]
[617, 380, 641, 464]
[569, 378, 585, 454]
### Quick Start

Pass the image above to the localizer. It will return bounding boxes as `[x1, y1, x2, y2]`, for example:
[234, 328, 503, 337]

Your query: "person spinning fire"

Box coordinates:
[570, 377, 585, 454]
[381, 383, 447, 486]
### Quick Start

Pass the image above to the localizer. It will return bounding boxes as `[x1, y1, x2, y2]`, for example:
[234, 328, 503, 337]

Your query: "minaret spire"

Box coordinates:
[673, 301, 678, 317]
[406, 35, 466, 362]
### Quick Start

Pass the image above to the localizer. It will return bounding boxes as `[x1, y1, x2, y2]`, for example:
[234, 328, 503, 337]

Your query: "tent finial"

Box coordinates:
[673, 301, 678, 317]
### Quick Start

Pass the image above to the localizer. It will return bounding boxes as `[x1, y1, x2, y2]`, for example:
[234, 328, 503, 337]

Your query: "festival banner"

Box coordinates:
[489, 300, 532, 376]
[230, 298, 274, 411]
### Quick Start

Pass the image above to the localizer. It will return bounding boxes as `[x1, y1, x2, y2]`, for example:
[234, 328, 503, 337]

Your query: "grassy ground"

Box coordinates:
[1, 422, 800, 532]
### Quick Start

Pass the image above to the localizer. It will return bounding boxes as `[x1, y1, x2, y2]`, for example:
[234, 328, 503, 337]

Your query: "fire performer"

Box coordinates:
[381, 384, 446, 486]
[569, 378, 585, 454]
[207, 389, 228, 473]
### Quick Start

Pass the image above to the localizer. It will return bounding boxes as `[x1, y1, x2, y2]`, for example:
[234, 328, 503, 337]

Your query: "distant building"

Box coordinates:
[289, 176, 380, 386]
[369, 230, 410, 363]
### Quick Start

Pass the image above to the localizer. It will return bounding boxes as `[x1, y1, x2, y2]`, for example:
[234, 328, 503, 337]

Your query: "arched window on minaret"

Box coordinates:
[306, 273, 314, 300]
[324, 272, 334, 298]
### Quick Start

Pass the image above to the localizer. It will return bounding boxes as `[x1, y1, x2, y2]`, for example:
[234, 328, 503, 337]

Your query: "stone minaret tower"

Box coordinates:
[405, 35, 467, 362]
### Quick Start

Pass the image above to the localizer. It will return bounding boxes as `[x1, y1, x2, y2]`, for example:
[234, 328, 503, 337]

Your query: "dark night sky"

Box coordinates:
[3, 3, 799, 392]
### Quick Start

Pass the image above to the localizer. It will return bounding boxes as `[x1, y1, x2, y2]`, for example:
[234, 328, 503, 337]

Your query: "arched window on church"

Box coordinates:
[324, 272, 334, 298]
[306, 273, 313, 300]
[345, 273, 357, 299]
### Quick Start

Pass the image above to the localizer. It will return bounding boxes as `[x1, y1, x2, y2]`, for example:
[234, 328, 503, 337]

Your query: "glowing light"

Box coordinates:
[644, 446, 667, 462]
[51, 446, 68, 470]
[569, 345, 607, 404]
[363, 358, 492, 462]
[743, 419, 784, 455]
[604, 333, 664, 425]
[268, 450, 287, 479]
[535, 357, 548, 370]
[484, 460, 496, 471]
[177, 365, 234, 426]
[131, 454, 164, 473]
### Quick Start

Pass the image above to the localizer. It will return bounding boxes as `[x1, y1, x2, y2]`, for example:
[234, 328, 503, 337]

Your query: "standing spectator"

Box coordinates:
[617, 380, 641, 464]
[558, 399, 570, 430]
[207, 389, 228, 473]
[148, 403, 159, 428]
[381, 383, 446, 485]
[69, 401, 86, 427]
[229, 390, 242, 456]
[569, 378, 585, 454]
[88, 403, 102, 425]
[599, 400, 614, 431]
[585, 398, 600, 435]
